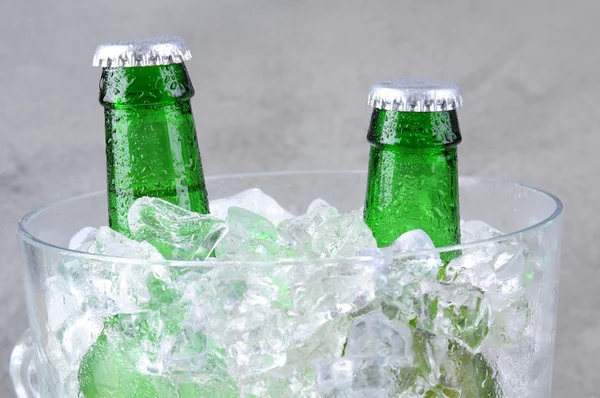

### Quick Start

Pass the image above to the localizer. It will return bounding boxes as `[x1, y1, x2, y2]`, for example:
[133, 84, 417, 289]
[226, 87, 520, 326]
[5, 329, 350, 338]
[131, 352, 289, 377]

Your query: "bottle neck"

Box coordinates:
[367, 109, 462, 149]
[101, 63, 208, 235]
[100, 63, 194, 109]
[364, 109, 462, 253]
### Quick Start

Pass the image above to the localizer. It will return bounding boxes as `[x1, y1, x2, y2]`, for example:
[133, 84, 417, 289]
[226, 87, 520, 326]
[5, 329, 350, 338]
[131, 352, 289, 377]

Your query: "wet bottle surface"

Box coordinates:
[363, 79, 462, 261]
[99, 38, 209, 235]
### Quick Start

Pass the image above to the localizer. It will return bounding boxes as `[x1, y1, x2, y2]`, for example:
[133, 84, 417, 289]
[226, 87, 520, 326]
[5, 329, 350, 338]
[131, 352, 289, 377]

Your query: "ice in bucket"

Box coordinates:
[11, 187, 545, 397]
[11, 173, 563, 397]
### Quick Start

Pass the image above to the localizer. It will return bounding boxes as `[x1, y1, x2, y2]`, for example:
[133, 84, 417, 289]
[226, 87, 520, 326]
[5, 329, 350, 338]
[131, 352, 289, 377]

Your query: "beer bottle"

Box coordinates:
[79, 37, 216, 398]
[363, 79, 462, 260]
[94, 36, 210, 235]
[363, 79, 499, 395]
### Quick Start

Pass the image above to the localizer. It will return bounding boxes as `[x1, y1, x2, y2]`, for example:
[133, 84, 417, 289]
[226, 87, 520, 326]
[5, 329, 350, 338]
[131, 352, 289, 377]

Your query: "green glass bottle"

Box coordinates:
[363, 79, 462, 257]
[78, 37, 214, 398]
[97, 36, 209, 235]
[363, 79, 499, 396]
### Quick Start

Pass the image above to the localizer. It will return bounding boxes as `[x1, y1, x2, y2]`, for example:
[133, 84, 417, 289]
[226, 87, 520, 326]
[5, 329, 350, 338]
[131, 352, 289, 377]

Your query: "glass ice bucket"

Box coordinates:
[10, 171, 563, 397]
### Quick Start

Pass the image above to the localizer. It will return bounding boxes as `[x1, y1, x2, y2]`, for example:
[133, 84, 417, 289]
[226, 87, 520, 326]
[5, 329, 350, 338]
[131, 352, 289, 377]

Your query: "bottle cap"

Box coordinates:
[93, 36, 192, 68]
[368, 79, 463, 112]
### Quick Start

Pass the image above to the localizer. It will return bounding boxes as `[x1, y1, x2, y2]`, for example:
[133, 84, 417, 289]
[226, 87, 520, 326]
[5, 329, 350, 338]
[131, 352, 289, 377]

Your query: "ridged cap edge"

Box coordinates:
[93, 36, 192, 68]
[368, 79, 463, 112]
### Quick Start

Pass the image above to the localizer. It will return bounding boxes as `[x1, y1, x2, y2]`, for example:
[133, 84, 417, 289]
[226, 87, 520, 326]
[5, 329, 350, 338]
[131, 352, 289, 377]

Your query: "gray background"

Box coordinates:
[0, 0, 598, 396]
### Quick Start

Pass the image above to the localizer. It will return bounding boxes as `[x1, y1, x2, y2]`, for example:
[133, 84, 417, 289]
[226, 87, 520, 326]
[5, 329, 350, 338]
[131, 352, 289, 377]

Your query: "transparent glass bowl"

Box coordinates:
[11, 171, 563, 397]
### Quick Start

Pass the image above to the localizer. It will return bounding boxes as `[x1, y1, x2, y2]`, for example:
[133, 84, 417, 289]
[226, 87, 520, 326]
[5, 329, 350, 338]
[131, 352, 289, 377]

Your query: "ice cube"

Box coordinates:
[419, 282, 493, 351]
[381, 229, 442, 279]
[286, 316, 351, 366]
[215, 207, 296, 260]
[87, 226, 164, 260]
[311, 210, 377, 257]
[209, 188, 293, 225]
[185, 266, 294, 378]
[345, 313, 412, 364]
[316, 356, 391, 396]
[461, 220, 503, 244]
[493, 243, 527, 281]
[225, 318, 289, 377]
[387, 229, 436, 253]
[370, 231, 443, 326]
[239, 363, 317, 397]
[445, 250, 497, 288]
[68, 227, 98, 251]
[166, 329, 231, 385]
[43, 270, 104, 395]
[278, 203, 339, 252]
[60, 311, 104, 367]
[83, 228, 173, 314]
[78, 265, 238, 395]
[227, 206, 280, 241]
[446, 237, 528, 310]
[280, 260, 376, 342]
[44, 336, 83, 396]
[483, 304, 539, 398]
[45, 275, 85, 332]
[376, 278, 423, 326]
[104, 306, 202, 378]
[392, 330, 499, 397]
[306, 198, 331, 213]
[128, 197, 228, 260]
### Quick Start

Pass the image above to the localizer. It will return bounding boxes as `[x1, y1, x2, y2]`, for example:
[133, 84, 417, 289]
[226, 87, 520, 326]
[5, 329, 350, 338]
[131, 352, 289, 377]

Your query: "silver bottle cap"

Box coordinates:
[93, 36, 192, 68]
[368, 79, 463, 112]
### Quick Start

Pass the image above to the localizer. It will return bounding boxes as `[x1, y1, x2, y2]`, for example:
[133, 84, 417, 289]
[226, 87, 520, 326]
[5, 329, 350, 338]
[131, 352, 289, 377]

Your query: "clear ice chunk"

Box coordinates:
[215, 207, 296, 260]
[60, 311, 105, 367]
[87, 226, 164, 260]
[183, 266, 294, 379]
[45, 275, 85, 332]
[209, 188, 294, 226]
[285, 316, 351, 366]
[84, 227, 169, 314]
[316, 356, 391, 396]
[446, 232, 528, 312]
[345, 313, 412, 364]
[306, 198, 331, 213]
[128, 196, 228, 260]
[278, 203, 339, 252]
[371, 231, 443, 325]
[357, 229, 440, 266]
[460, 219, 503, 244]
[280, 260, 377, 343]
[419, 282, 493, 351]
[387, 229, 436, 253]
[68, 226, 98, 251]
[311, 210, 377, 258]
[239, 363, 317, 397]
